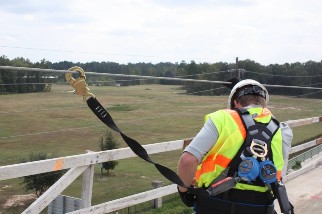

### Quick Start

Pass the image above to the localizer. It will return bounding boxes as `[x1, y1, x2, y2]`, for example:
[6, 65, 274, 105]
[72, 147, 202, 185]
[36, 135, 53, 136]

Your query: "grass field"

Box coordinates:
[0, 84, 321, 212]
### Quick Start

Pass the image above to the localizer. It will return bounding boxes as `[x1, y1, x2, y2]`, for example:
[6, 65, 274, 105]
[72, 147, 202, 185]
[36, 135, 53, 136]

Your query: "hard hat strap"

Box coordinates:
[235, 85, 267, 101]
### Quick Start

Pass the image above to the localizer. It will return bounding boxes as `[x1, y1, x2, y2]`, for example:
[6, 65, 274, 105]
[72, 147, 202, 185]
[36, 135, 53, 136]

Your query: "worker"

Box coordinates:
[177, 79, 293, 214]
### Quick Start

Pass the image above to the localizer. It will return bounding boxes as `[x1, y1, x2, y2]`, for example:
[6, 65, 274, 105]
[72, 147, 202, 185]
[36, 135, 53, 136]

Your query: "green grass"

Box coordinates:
[0, 84, 321, 212]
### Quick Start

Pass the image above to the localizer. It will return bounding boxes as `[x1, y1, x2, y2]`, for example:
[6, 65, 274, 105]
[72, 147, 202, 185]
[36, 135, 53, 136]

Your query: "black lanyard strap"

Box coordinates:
[87, 97, 187, 188]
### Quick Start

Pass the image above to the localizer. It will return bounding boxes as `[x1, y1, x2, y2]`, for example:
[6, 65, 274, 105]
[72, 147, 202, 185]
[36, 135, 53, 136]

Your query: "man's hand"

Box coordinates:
[177, 187, 196, 207]
[177, 152, 199, 207]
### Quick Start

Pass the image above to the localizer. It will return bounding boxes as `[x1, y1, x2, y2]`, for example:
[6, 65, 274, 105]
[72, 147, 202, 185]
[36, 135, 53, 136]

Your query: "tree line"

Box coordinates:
[1, 55, 321, 98]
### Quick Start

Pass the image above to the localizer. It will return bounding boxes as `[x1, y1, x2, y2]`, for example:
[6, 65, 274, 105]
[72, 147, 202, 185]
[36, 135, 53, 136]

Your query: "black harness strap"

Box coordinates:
[227, 108, 279, 180]
[87, 97, 188, 188]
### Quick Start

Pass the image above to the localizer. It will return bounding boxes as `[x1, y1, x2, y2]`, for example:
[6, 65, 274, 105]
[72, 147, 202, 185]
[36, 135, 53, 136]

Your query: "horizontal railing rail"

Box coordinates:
[288, 142, 322, 171]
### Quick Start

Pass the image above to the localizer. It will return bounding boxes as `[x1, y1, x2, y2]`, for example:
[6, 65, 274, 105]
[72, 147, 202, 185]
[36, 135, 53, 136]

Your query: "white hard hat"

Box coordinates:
[228, 79, 269, 109]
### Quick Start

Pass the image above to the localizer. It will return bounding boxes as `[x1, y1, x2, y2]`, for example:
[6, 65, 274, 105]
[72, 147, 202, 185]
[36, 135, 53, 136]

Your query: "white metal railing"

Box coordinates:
[0, 116, 321, 213]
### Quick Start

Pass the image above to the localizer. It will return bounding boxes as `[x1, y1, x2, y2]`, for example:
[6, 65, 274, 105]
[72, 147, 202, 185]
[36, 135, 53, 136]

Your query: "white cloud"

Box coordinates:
[0, 0, 321, 64]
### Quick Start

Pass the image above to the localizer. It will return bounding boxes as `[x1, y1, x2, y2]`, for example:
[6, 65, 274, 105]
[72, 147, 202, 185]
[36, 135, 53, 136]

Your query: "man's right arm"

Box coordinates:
[184, 118, 219, 163]
[177, 118, 219, 191]
[177, 152, 199, 192]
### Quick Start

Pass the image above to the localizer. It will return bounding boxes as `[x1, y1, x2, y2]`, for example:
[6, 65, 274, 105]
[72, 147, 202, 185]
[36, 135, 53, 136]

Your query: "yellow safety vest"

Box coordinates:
[195, 107, 284, 192]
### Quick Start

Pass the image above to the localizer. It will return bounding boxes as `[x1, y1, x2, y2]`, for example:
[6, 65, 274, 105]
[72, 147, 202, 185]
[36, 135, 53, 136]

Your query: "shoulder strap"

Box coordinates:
[228, 108, 279, 177]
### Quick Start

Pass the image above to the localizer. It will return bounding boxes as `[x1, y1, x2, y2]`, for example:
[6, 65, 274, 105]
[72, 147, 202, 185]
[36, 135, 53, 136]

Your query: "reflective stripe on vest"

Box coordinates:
[195, 107, 284, 192]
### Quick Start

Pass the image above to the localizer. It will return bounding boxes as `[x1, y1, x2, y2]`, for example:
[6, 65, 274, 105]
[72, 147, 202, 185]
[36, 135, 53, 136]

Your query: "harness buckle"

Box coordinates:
[65, 66, 95, 101]
[250, 139, 268, 158]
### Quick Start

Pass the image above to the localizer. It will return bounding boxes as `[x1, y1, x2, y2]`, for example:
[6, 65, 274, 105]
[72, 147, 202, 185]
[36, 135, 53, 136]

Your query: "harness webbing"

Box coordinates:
[227, 108, 279, 183]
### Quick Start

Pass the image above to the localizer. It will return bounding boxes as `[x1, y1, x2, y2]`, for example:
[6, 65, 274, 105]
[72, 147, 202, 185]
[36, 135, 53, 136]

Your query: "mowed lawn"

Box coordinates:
[0, 84, 321, 211]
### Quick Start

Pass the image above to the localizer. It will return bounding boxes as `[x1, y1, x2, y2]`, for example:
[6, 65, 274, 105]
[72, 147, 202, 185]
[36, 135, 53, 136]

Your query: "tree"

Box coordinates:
[99, 130, 119, 176]
[21, 152, 66, 197]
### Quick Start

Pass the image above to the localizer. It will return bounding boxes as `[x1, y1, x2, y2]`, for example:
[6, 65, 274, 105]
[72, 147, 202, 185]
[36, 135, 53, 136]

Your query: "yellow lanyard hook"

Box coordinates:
[65, 66, 95, 101]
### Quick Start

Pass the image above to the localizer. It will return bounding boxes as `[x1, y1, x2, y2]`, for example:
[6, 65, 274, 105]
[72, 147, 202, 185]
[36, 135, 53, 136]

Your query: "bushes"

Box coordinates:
[99, 130, 119, 176]
[20, 152, 66, 197]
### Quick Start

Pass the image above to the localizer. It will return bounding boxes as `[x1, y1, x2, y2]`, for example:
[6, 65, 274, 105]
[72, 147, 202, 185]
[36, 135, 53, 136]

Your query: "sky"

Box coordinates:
[0, 0, 321, 65]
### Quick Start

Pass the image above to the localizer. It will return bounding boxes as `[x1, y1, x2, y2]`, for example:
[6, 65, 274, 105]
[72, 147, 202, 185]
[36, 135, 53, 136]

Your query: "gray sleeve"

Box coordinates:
[184, 118, 219, 164]
[280, 122, 293, 177]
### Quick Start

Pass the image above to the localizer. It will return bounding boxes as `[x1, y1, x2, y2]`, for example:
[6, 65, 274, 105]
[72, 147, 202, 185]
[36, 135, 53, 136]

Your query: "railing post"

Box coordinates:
[81, 164, 95, 208]
[81, 151, 95, 208]
[152, 180, 163, 209]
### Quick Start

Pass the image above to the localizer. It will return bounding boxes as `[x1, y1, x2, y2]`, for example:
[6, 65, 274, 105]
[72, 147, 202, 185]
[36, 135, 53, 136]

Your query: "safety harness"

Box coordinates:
[65, 67, 294, 214]
[227, 108, 279, 187]
[200, 108, 294, 214]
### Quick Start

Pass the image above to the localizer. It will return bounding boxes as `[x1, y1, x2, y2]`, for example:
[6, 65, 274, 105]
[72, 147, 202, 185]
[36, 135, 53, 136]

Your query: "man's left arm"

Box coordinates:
[280, 122, 293, 177]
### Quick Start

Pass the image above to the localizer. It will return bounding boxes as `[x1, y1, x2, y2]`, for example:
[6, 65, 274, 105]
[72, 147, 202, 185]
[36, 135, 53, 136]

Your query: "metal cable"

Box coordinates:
[1, 65, 322, 90]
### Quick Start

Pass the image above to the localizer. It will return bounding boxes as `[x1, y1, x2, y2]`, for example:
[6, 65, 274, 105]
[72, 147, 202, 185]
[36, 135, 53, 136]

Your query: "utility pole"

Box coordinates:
[236, 57, 240, 79]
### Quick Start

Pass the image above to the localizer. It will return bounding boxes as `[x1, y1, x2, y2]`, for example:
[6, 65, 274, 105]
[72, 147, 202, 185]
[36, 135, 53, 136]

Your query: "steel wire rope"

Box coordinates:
[245, 70, 322, 78]
[54, 80, 322, 106]
[297, 82, 322, 87]
[0, 45, 216, 61]
[268, 90, 322, 114]
[0, 45, 162, 58]
[1, 75, 320, 113]
[0, 78, 150, 87]
[180, 86, 228, 96]
[1, 65, 322, 90]
[0, 83, 54, 86]
[0, 45, 226, 61]
[0, 84, 228, 121]
[0, 105, 87, 114]
[91, 78, 147, 83]
[282, 90, 322, 98]
[0, 79, 322, 101]
[1, 66, 322, 139]
[0, 84, 227, 116]
[174, 69, 234, 78]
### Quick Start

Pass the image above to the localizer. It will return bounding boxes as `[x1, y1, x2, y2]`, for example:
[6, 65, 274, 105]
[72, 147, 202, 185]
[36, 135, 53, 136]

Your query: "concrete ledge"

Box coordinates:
[284, 155, 322, 182]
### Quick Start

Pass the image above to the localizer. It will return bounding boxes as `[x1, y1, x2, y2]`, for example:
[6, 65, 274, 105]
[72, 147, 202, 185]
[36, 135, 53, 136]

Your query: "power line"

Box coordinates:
[0, 45, 212, 61]
[175, 70, 234, 78]
[262, 84, 322, 90]
[1, 66, 322, 90]
[299, 82, 322, 87]
[1, 81, 321, 140]
[246, 70, 322, 78]
[0, 45, 161, 58]
[1, 82, 319, 117]
[0, 65, 231, 84]
[0, 85, 227, 116]
[0, 83, 53, 86]
[184, 86, 227, 95]
[289, 90, 322, 98]
[0, 105, 86, 114]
